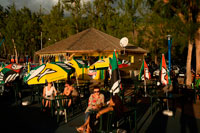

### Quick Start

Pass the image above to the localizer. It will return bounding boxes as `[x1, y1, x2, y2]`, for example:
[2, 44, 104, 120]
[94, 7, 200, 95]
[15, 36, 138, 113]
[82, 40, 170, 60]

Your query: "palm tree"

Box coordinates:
[162, 0, 199, 86]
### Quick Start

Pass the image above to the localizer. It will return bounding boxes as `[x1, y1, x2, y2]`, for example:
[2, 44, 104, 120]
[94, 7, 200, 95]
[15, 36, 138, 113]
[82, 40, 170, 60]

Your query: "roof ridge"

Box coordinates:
[67, 29, 91, 50]
[93, 29, 120, 50]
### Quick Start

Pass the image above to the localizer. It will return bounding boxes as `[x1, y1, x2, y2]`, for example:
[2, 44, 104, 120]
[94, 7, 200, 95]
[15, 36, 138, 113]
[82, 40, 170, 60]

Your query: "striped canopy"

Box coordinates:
[69, 59, 88, 68]
[24, 62, 75, 85]
[89, 57, 130, 70]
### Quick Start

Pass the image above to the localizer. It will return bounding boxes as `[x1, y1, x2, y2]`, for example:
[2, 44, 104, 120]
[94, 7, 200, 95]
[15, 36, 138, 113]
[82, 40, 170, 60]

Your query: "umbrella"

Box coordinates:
[65, 58, 88, 68]
[4, 64, 23, 73]
[24, 62, 75, 85]
[71, 58, 88, 68]
[89, 58, 110, 70]
[89, 57, 130, 70]
[0, 64, 23, 84]
[88, 57, 130, 80]
[67, 59, 90, 80]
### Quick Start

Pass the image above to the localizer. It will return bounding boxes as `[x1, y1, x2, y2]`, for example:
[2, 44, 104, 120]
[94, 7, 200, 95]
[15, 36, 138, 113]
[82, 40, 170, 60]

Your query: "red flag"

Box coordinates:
[160, 54, 169, 85]
[139, 59, 151, 80]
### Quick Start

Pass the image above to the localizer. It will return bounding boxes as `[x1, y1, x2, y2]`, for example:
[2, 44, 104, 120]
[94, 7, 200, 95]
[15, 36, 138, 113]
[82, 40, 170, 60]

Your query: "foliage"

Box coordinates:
[41, 1, 67, 47]
[0, 0, 197, 67]
[0, 4, 41, 59]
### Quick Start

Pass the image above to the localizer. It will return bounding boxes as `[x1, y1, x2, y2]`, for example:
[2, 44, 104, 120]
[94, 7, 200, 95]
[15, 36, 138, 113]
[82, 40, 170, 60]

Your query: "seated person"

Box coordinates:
[70, 76, 77, 86]
[84, 85, 105, 122]
[76, 94, 128, 133]
[63, 80, 78, 107]
[42, 82, 57, 109]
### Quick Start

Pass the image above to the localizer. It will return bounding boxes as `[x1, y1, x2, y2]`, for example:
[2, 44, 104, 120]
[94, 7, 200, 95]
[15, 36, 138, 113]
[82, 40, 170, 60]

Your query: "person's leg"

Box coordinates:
[48, 101, 51, 108]
[42, 99, 46, 111]
[77, 116, 90, 131]
[86, 124, 91, 133]
[45, 100, 49, 107]
[68, 99, 72, 107]
[85, 111, 92, 122]
[42, 99, 44, 106]
[65, 99, 69, 107]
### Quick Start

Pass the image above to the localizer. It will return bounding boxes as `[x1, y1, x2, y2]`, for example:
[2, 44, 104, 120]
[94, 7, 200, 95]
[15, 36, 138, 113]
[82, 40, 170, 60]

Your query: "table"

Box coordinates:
[41, 95, 70, 117]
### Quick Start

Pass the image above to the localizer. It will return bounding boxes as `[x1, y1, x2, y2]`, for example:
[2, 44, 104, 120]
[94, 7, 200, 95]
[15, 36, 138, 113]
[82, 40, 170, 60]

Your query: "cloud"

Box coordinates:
[0, 0, 92, 13]
[0, 0, 58, 13]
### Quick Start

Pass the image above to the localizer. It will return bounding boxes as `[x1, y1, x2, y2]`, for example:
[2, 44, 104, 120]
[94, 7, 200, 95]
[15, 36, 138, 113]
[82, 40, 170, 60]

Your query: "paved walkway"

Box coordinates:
[1, 90, 200, 133]
[0, 94, 83, 133]
[146, 95, 200, 133]
[0, 93, 148, 133]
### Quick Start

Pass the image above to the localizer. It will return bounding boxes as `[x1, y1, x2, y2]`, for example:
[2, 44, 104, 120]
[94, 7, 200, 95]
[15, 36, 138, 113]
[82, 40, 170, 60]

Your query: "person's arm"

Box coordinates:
[96, 94, 105, 108]
[71, 86, 75, 91]
[96, 106, 114, 119]
[92, 94, 105, 109]
[101, 94, 105, 105]
[43, 87, 46, 97]
[88, 95, 93, 108]
[53, 87, 57, 96]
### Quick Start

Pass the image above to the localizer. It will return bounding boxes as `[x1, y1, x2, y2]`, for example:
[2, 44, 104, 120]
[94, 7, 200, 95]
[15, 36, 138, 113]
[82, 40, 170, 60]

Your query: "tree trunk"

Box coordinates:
[196, 39, 200, 74]
[186, 1, 193, 86]
[2, 42, 6, 57]
[154, 55, 158, 65]
[12, 39, 18, 64]
[186, 40, 193, 86]
[195, 12, 200, 74]
[75, 22, 79, 33]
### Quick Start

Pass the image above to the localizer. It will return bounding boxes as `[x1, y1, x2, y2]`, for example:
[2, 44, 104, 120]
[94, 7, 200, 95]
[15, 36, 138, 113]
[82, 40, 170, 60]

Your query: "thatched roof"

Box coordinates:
[36, 28, 147, 56]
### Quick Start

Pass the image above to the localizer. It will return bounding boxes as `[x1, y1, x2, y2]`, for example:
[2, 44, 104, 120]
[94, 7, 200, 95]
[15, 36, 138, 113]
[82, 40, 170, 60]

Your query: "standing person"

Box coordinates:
[63, 80, 78, 107]
[76, 94, 128, 133]
[84, 85, 105, 122]
[42, 82, 57, 110]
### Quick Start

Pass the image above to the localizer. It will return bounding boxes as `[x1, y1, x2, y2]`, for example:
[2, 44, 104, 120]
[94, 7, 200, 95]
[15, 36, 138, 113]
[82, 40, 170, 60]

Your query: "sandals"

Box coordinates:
[76, 127, 84, 132]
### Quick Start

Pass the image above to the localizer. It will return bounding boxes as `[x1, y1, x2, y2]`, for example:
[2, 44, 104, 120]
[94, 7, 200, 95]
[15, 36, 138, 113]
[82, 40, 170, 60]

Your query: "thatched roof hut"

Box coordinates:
[36, 28, 147, 56]
[35, 28, 148, 70]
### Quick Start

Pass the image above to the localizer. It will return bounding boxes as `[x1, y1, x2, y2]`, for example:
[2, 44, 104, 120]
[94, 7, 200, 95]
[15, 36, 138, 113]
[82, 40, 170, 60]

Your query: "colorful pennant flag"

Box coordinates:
[110, 50, 121, 95]
[160, 54, 171, 85]
[139, 59, 151, 80]
[118, 59, 131, 68]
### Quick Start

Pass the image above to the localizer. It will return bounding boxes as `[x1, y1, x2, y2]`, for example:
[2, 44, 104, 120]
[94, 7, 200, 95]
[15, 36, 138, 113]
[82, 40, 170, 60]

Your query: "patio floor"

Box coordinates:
[1, 89, 200, 133]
